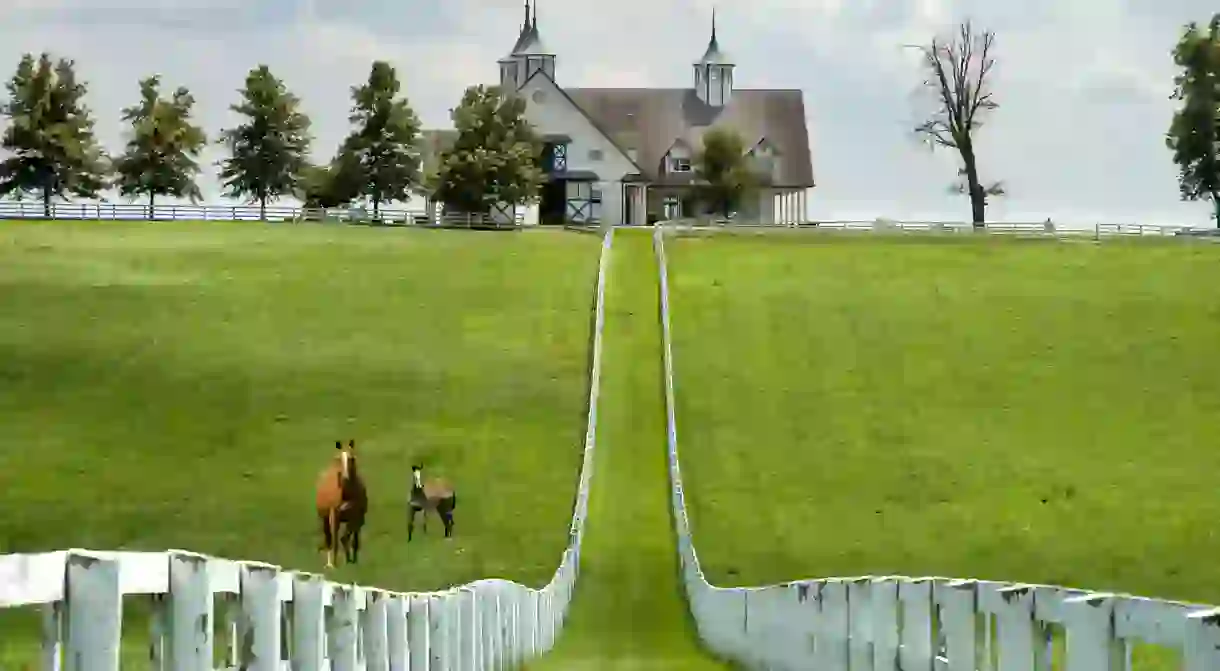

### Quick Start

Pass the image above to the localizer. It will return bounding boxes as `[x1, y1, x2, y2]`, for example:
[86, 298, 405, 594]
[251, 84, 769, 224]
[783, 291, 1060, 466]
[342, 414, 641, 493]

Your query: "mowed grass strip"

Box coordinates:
[667, 233, 1220, 607]
[531, 230, 726, 670]
[0, 220, 599, 593]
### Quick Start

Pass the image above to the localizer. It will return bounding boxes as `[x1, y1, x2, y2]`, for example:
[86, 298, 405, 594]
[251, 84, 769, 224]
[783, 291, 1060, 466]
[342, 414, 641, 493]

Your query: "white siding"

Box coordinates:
[519, 75, 637, 227]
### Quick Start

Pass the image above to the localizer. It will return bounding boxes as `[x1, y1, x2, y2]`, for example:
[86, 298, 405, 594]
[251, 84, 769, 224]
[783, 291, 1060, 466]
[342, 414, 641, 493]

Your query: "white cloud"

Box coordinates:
[0, 0, 1215, 224]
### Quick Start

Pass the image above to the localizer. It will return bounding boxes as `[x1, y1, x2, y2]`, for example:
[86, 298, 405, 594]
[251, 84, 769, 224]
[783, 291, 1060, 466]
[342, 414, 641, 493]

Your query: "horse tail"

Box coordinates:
[438, 491, 456, 514]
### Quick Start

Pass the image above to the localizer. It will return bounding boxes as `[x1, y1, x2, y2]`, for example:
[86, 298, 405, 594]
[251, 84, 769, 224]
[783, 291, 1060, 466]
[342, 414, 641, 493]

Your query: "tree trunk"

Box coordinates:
[259, 192, 267, 221]
[961, 148, 986, 227]
[1212, 192, 1219, 226]
[42, 185, 51, 218]
[148, 193, 156, 220]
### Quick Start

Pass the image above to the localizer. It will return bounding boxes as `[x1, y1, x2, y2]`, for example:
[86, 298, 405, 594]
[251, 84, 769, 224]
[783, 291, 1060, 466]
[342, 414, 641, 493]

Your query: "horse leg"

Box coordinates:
[407, 507, 417, 542]
[351, 526, 361, 564]
[339, 523, 353, 563]
[319, 514, 332, 552]
[440, 509, 454, 538]
[326, 509, 338, 569]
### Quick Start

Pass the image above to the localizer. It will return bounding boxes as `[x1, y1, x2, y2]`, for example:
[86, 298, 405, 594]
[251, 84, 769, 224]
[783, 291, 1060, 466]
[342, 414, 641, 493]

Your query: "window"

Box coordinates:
[531, 90, 546, 103]
[588, 148, 603, 161]
[672, 157, 691, 172]
[663, 196, 681, 219]
[591, 186, 602, 203]
[541, 142, 568, 172]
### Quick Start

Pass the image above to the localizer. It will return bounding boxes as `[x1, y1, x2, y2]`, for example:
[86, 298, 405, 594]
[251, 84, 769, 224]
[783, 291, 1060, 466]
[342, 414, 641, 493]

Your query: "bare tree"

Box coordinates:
[912, 20, 1004, 227]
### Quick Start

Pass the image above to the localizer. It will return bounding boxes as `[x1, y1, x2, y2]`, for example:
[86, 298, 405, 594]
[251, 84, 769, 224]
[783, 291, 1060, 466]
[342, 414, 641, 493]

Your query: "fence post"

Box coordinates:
[328, 584, 360, 671]
[481, 585, 501, 669]
[994, 585, 1036, 671]
[1062, 593, 1122, 671]
[898, 578, 934, 671]
[937, 579, 979, 671]
[166, 551, 213, 670]
[1185, 608, 1220, 671]
[407, 594, 430, 669]
[817, 580, 849, 671]
[64, 550, 122, 671]
[290, 573, 325, 670]
[363, 589, 390, 671]
[871, 578, 900, 670]
[237, 561, 281, 671]
[385, 593, 408, 671]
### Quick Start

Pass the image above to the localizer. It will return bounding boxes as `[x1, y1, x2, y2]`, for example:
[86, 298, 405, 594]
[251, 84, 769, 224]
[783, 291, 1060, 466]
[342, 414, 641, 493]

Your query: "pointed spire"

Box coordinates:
[531, 0, 538, 30]
[698, 6, 731, 64]
[523, 0, 530, 31]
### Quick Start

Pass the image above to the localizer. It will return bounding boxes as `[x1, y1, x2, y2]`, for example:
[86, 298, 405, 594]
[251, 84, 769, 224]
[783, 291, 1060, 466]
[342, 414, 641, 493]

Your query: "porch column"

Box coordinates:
[782, 190, 791, 226]
[777, 191, 785, 225]
[642, 185, 650, 225]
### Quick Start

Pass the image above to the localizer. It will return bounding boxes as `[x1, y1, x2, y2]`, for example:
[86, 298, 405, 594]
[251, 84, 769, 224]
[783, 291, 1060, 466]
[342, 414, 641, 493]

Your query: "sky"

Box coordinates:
[0, 0, 1216, 226]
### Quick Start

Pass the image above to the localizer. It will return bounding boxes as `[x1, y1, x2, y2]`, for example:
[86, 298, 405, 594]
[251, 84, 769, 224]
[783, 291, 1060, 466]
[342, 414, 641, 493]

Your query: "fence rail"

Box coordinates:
[665, 216, 1215, 238]
[0, 230, 613, 669]
[0, 201, 527, 228]
[651, 222, 1220, 670]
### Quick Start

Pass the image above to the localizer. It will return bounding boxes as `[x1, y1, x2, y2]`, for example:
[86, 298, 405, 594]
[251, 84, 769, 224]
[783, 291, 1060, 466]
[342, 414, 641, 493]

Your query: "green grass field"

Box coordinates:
[0, 221, 603, 666]
[667, 232, 1220, 606]
[7, 221, 1220, 668]
[530, 230, 724, 669]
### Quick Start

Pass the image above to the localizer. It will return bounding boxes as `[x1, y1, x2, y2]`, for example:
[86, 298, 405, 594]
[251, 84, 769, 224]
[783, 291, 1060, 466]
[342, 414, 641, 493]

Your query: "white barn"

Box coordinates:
[423, 3, 816, 227]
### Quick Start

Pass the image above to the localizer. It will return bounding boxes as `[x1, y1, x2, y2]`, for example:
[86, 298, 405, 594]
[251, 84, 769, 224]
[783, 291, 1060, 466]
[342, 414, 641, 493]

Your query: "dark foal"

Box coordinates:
[315, 439, 368, 568]
[408, 464, 456, 541]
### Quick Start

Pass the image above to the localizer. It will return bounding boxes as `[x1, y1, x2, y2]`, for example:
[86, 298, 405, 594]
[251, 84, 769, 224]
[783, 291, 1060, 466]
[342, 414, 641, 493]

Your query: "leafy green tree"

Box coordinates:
[911, 20, 1004, 227]
[0, 53, 108, 216]
[432, 85, 544, 214]
[217, 65, 312, 220]
[298, 158, 361, 211]
[111, 75, 207, 218]
[333, 61, 422, 220]
[1167, 14, 1220, 223]
[693, 127, 755, 218]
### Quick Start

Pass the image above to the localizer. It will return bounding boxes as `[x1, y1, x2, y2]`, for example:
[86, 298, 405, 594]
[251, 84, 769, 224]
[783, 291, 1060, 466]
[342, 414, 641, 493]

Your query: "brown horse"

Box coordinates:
[408, 463, 457, 541]
[315, 439, 367, 568]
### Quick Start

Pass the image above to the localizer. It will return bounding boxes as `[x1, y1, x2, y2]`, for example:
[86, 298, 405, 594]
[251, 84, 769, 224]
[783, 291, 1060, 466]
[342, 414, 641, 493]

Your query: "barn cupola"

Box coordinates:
[498, 0, 556, 93]
[693, 9, 734, 107]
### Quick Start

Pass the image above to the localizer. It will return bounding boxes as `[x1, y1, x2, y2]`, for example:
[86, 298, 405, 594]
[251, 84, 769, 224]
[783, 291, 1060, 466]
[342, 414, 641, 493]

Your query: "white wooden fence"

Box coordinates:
[0, 201, 527, 228]
[0, 232, 613, 670]
[664, 216, 1213, 238]
[652, 223, 1220, 670]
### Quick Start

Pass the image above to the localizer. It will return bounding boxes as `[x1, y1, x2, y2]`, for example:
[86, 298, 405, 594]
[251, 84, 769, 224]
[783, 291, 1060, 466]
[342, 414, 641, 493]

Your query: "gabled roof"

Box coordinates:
[748, 137, 779, 154]
[563, 87, 814, 187]
[520, 68, 645, 174]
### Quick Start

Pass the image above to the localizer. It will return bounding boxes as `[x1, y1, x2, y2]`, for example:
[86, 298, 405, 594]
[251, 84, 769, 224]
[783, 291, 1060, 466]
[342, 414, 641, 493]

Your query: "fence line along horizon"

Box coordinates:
[0, 200, 1212, 234]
